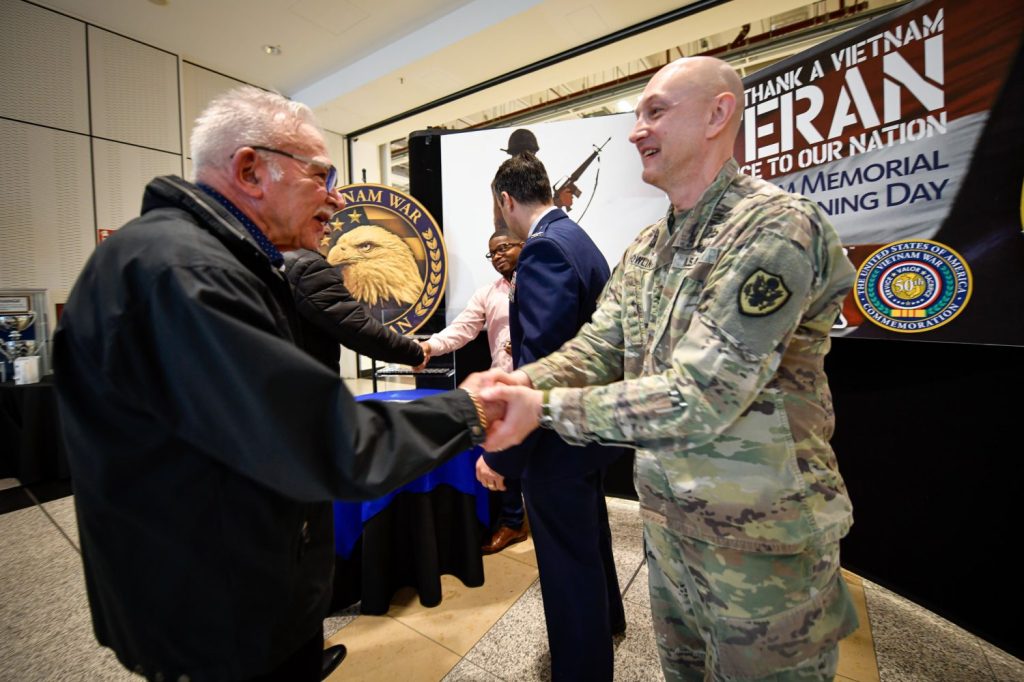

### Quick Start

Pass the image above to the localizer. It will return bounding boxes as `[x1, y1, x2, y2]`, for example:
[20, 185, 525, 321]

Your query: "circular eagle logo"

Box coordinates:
[321, 183, 446, 334]
[853, 239, 972, 333]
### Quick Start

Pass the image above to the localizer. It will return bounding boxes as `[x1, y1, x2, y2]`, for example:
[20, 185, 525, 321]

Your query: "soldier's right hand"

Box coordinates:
[460, 369, 530, 395]
[479, 384, 541, 452]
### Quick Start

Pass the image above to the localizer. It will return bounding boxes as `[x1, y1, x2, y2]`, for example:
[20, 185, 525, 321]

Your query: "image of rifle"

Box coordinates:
[552, 137, 611, 212]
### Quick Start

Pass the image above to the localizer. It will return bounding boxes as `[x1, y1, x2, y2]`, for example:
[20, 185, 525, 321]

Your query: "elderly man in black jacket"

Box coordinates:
[53, 86, 495, 682]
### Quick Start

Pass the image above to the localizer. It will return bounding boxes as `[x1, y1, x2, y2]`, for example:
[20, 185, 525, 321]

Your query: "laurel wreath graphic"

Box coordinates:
[415, 228, 443, 316]
[328, 183, 446, 334]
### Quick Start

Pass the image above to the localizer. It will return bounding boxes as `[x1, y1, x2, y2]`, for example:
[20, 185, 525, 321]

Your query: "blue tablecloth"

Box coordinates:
[333, 388, 490, 559]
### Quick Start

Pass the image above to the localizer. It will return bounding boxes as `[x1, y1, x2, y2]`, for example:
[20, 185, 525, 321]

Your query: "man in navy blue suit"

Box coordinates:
[475, 152, 625, 681]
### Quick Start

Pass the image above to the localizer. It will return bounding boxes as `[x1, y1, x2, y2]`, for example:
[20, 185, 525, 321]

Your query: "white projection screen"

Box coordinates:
[438, 114, 667, 321]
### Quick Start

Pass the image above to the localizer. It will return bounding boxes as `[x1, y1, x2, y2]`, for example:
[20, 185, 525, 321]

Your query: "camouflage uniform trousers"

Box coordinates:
[644, 520, 858, 681]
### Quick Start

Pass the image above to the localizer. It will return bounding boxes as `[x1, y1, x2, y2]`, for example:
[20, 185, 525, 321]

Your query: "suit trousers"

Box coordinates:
[523, 468, 624, 681]
[496, 477, 525, 529]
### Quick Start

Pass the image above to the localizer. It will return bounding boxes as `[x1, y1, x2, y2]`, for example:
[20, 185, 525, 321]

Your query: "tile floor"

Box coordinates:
[2, 379, 1021, 681]
[1, 488, 1021, 681]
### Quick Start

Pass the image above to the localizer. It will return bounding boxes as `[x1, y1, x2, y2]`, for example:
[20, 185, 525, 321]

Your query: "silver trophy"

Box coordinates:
[1, 312, 39, 379]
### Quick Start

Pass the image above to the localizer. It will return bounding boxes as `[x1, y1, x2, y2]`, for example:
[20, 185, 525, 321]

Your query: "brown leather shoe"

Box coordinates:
[482, 525, 528, 554]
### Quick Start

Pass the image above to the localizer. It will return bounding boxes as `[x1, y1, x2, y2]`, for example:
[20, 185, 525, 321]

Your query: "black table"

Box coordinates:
[0, 376, 69, 484]
[330, 389, 490, 615]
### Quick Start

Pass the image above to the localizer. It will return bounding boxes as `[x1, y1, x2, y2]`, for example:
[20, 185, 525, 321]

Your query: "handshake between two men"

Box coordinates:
[460, 369, 543, 492]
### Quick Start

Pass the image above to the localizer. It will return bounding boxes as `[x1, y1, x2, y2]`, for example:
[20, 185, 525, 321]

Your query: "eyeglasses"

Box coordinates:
[248, 145, 338, 192]
[485, 242, 522, 259]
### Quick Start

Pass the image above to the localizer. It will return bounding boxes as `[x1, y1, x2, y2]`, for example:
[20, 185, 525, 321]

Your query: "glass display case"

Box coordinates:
[0, 289, 51, 382]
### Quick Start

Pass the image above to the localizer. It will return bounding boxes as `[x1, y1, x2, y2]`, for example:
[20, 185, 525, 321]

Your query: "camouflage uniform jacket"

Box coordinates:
[522, 159, 856, 554]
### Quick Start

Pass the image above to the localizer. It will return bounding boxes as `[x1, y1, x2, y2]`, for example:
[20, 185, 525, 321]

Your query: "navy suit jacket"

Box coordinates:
[484, 208, 625, 479]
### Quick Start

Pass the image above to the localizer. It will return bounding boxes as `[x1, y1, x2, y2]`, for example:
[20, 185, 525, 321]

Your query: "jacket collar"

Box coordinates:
[528, 206, 567, 239]
[197, 182, 285, 267]
[141, 176, 282, 274]
[670, 159, 739, 250]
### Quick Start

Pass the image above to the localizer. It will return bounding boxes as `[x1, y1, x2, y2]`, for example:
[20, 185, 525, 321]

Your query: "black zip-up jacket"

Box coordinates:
[53, 176, 483, 681]
[283, 248, 424, 370]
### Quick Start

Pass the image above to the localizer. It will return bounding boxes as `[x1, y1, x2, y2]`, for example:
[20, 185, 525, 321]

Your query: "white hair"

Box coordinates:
[189, 85, 322, 176]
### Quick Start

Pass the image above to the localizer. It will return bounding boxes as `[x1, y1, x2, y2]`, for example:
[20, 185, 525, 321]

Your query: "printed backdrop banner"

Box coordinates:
[439, 115, 665, 322]
[735, 0, 1024, 345]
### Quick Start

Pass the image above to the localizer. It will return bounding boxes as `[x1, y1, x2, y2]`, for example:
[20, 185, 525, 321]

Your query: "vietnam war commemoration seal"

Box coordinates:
[322, 183, 447, 334]
[854, 239, 972, 333]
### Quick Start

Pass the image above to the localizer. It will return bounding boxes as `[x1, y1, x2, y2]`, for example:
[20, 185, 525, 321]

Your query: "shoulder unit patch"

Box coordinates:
[739, 269, 791, 316]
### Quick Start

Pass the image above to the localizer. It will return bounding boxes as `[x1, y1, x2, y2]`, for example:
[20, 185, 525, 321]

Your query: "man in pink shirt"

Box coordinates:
[422, 230, 519, 372]
[422, 230, 528, 553]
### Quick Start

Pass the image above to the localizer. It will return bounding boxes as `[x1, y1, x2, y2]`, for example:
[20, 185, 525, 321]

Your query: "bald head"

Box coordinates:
[629, 56, 744, 209]
[655, 57, 744, 139]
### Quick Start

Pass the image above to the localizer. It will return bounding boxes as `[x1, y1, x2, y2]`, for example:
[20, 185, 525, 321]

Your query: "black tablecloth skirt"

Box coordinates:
[330, 485, 488, 615]
[0, 377, 69, 483]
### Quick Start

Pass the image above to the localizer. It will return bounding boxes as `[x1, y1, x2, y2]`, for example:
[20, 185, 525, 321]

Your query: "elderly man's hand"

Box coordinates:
[475, 455, 506, 492]
[480, 384, 543, 452]
[478, 391, 506, 428]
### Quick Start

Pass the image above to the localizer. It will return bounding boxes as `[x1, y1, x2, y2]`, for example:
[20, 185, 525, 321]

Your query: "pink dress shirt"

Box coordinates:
[426, 277, 513, 372]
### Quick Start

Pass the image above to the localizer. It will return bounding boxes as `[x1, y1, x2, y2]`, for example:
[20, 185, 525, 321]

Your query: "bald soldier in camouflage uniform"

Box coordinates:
[470, 57, 859, 680]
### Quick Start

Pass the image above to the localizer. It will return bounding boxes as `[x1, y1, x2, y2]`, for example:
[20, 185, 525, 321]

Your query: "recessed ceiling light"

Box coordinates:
[262, 45, 282, 56]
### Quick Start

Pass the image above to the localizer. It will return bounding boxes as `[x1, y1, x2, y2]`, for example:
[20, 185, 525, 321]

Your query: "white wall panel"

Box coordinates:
[88, 26, 181, 153]
[181, 63, 347, 179]
[0, 1, 89, 133]
[182, 62, 247, 164]
[324, 129, 347, 182]
[93, 139, 182, 234]
[0, 120, 93, 305]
